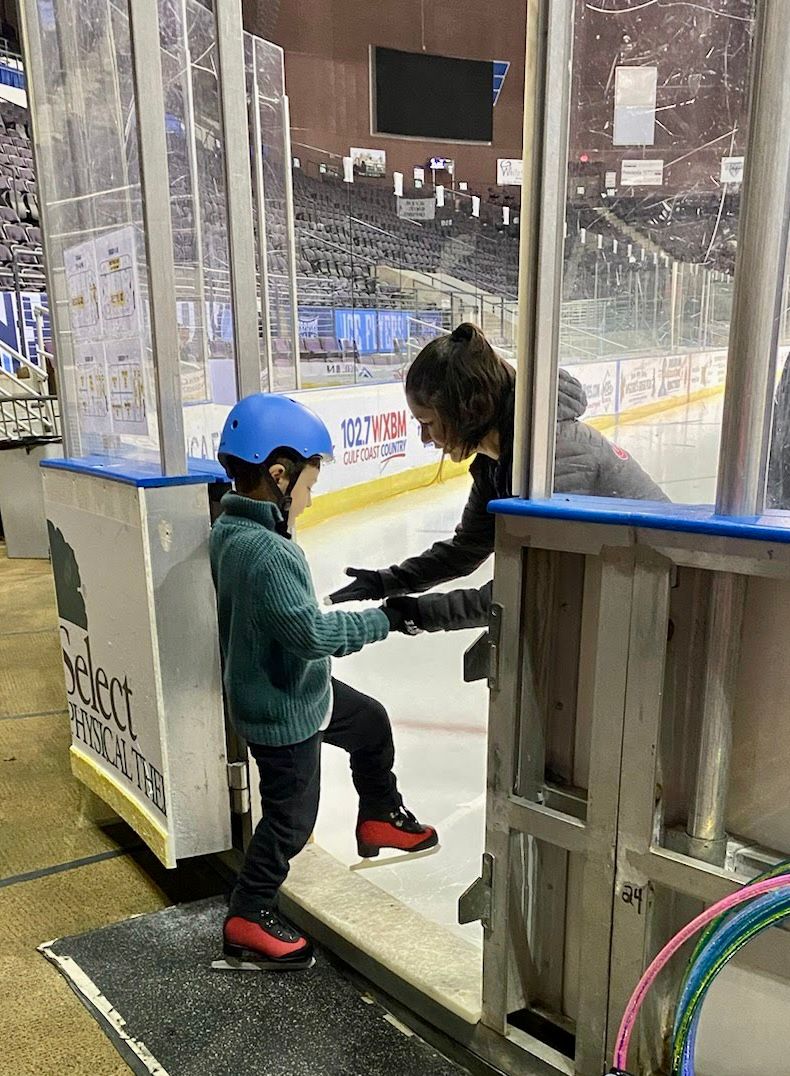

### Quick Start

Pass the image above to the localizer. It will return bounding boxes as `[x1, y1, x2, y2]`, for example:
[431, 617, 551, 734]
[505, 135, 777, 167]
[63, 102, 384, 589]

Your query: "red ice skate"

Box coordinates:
[352, 804, 439, 870]
[214, 907, 315, 971]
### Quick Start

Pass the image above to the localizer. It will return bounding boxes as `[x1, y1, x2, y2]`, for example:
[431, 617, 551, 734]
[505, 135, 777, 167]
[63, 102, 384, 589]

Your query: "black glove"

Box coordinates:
[326, 567, 385, 604]
[382, 596, 423, 635]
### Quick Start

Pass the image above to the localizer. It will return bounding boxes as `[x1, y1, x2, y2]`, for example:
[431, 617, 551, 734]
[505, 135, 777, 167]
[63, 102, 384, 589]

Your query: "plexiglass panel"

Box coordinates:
[29, 0, 161, 463]
[159, 0, 238, 460]
[27, 0, 242, 466]
[247, 35, 300, 392]
[558, 0, 756, 505]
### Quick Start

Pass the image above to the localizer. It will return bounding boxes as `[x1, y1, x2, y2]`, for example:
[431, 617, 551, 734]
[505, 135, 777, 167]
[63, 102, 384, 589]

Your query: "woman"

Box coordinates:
[328, 322, 667, 633]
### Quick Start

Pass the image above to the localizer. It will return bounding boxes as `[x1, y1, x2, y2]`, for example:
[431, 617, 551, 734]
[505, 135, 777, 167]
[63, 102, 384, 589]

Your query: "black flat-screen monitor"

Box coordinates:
[373, 46, 493, 143]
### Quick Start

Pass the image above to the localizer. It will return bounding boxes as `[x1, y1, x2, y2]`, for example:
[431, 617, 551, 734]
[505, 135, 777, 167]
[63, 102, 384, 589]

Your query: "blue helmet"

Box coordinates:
[218, 393, 333, 472]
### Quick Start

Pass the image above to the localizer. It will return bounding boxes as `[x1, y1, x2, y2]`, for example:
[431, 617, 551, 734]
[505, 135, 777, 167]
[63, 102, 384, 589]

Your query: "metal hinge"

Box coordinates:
[462, 602, 504, 688]
[226, 761, 250, 814]
[458, 852, 494, 929]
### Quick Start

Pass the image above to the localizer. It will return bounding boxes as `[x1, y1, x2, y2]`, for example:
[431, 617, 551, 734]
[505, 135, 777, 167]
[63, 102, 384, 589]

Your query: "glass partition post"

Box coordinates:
[686, 0, 790, 866]
[251, 38, 298, 392]
[716, 0, 790, 518]
[511, 0, 545, 499]
[528, 0, 574, 500]
[281, 93, 301, 389]
[177, 0, 210, 380]
[249, 58, 274, 392]
[129, 0, 185, 474]
[214, 0, 259, 399]
[510, 0, 574, 499]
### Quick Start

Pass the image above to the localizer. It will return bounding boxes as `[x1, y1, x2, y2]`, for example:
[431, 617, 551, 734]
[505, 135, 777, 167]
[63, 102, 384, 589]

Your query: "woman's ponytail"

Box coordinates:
[405, 323, 514, 456]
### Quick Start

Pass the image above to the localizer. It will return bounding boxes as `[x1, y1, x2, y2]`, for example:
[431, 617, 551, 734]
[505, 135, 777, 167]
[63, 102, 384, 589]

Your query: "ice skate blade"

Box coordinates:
[211, 955, 315, 972]
[350, 843, 441, 871]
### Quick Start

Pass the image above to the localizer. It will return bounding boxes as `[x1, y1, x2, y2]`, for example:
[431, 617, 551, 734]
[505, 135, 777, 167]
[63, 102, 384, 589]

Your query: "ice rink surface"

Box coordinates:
[299, 393, 726, 947]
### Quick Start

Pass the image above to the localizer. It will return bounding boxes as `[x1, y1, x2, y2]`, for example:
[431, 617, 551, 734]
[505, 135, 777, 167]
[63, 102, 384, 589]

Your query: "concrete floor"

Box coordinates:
[0, 552, 173, 1075]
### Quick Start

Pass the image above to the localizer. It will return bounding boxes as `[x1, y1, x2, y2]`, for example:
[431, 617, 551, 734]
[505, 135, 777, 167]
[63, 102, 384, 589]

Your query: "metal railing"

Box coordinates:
[0, 392, 60, 444]
[0, 330, 50, 394]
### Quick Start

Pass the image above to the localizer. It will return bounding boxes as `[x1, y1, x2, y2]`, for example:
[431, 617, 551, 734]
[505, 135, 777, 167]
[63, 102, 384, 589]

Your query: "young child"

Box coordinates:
[211, 392, 437, 970]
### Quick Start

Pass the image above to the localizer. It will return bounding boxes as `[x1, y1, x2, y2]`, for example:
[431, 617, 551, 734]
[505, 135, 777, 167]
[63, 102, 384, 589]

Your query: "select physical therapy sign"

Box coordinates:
[49, 503, 168, 825]
[43, 466, 231, 866]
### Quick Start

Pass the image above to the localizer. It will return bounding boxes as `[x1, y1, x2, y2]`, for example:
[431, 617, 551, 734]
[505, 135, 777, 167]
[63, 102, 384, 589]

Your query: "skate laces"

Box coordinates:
[259, 907, 301, 942]
[391, 805, 422, 831]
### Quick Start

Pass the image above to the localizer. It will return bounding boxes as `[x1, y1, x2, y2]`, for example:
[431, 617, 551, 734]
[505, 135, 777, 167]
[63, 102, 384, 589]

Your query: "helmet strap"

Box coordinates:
[264, 459, 304, 538]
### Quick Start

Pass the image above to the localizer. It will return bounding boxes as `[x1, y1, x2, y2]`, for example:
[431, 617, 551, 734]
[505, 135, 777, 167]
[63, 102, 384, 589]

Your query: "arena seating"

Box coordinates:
[291, 170, 520, 302]
[1, 64, 737, 326]
[606, 195, 739, 276]
[0, 101, 44, 290]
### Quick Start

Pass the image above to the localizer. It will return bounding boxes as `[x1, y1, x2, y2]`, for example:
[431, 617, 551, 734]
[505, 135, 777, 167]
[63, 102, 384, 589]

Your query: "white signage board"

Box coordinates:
[621, 159, 664, 186]
[95, 226, 142, 340]
[64, 225, 150, 440]
[721, 156, 744, 184]
[48, 483, 170, 840]
[64, 239, 100, 343]
[497, 157, 523, 185]
[397, 196, 436, 221]
[43, 469, 231, 867]
[105, 337, 147, 435]
[74, 340, 110, 435]
[613, 66, 657, 146]
[350, 146, 386, 177]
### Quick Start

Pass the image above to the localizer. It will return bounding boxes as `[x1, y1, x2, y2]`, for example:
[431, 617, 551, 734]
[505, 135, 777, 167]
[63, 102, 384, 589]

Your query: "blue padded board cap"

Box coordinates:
[41, 454, 226, 488]
[488, 494, 790, 546]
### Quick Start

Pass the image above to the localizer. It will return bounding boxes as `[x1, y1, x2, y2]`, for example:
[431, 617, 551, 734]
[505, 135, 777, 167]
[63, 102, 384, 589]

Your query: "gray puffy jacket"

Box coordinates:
[380, 370, 668, 631]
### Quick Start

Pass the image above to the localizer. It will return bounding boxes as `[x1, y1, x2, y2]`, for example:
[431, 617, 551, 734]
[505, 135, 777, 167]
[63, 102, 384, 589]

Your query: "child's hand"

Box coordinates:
[325, 567, 385, 604]
[381, 597, 423, 635]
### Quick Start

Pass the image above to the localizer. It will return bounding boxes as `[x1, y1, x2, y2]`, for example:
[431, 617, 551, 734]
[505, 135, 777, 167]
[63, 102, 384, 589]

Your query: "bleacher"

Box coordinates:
[291, 170, 520, 303]
[0, 50, 738, 361]
[0, 101, 43, 290]
[289, 170, 739, 312]
[607, 195, 739, 276]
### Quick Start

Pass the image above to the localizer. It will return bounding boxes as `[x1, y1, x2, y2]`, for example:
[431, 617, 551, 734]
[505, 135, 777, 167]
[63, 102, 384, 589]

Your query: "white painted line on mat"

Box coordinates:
[383, 1012, 414, 1037]
[38, 943, 169, 1075]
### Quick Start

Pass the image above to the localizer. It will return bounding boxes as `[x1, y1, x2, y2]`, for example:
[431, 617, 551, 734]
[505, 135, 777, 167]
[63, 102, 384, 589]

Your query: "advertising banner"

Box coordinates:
[397, 197, 436, 221]
[720, 156, 744, 185]
[496, 158, 523, 186]
[43, 470, 232, 868]
[566, 359, 618, 419]
[46, 485, 169, 839]
[688, 349, 728, 392]
[565, 350, 728, 423]
[621, 159, 664, 186]
[296, 382, 441, 495]
[350, 147, 386, 177]
[618, 354, 663, 410]
[182, 381, 442, 496]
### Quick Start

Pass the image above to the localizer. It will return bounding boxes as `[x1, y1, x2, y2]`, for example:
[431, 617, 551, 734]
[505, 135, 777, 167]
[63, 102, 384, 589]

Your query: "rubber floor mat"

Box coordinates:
[40, 895, 470, 1076]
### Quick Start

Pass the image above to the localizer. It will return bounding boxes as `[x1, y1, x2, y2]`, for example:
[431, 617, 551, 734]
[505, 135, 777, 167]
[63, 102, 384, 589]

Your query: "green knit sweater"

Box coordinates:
[210, 493, 389, 746]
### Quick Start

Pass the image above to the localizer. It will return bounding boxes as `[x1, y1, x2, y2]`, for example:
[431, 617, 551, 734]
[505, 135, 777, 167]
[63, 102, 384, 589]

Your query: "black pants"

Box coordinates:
[229, 679, 401, 916]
